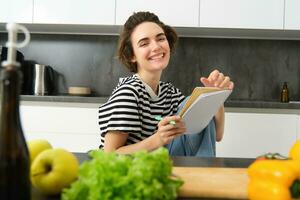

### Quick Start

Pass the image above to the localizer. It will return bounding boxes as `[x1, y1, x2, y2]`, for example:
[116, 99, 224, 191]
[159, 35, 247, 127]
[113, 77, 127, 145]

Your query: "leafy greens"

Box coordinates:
[62, 147, 183, 200]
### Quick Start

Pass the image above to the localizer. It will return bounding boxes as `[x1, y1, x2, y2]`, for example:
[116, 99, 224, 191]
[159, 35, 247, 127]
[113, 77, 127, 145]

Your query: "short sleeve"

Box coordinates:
[98, 85, 141, 137]
[171, 86, 186, 112]
[175, 87, 186, 105]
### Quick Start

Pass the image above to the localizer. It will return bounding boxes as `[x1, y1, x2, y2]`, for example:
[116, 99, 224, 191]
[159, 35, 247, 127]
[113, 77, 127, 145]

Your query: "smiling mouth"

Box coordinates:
[149, 53, 165, 61]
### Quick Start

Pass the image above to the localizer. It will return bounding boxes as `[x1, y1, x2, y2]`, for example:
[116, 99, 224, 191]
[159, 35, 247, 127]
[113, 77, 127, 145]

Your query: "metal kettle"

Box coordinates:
[32, 64, 55, 95]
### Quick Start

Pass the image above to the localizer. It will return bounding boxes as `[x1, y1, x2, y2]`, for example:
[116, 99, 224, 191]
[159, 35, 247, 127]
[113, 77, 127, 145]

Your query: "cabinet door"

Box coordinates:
[116, 0, 199, 27]
[20, 105, 100, 153]
[285, 0, 300, 30]
[0, 0, 33, 23]
[216, 112, 297, 158]
[33, 0, 115, 25]
[200, 0, 284, 29]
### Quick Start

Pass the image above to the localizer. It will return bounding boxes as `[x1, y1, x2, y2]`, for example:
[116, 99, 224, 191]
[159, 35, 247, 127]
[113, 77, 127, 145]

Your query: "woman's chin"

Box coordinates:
[150, 61, 169, 70]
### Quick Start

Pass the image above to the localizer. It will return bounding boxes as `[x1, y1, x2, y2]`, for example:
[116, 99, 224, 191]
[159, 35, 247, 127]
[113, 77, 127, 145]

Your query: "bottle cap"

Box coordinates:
[1, 23, 30, 68]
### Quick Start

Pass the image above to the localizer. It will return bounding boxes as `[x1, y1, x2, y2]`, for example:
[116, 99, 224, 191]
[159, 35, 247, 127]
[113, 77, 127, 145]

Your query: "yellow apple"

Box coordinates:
[28, 139, 52, 164]
[30, 148, 79, 195]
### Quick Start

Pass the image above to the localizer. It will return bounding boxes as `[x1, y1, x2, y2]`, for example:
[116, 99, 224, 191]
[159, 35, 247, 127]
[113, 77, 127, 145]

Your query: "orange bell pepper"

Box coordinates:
[248, 140, 300, 199]
[285, 160, 300, 179]
[248, 160, 299, 200]
[288, 140, 300, 198]
[248, 160, 297, 187]
[248, 180, 291, 200]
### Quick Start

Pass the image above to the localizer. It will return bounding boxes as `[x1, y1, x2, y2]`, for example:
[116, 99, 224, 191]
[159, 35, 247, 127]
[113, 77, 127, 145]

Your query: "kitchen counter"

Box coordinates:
[21, 95, 109, 104]
[21, 95, 300, 110]
[32, 153, 254, 200]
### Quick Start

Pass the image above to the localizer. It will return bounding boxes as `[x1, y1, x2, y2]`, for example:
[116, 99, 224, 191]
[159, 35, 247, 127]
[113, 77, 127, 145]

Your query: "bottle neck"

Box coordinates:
[0, 68, 21, 125]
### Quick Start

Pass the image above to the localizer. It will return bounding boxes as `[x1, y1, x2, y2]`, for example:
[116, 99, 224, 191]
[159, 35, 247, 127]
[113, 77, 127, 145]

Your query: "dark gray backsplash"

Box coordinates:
[1, 33, 299, 101]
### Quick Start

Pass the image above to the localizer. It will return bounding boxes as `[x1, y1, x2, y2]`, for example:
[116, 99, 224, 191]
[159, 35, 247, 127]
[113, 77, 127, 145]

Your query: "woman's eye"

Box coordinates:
[158, 37, 166, 41]
[139, 42, 148, 47]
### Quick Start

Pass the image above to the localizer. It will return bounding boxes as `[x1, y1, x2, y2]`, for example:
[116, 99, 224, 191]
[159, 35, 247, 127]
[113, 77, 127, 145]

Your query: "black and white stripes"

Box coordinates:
[98, 74, 185, 148]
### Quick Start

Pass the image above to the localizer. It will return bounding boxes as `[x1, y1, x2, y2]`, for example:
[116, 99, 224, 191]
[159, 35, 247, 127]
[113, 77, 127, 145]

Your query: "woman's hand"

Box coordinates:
[200, 69, 234, 90]
[155, 116, 186, 147]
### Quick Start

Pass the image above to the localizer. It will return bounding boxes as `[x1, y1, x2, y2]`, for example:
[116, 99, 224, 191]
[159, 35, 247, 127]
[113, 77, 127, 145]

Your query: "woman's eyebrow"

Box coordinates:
[137, 32, 166, 44]
[137, 37, 149, 44]
[156, 33, 166, 38]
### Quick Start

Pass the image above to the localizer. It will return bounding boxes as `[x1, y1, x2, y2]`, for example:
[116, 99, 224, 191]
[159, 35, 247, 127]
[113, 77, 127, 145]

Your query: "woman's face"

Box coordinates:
[130, 22, 170, 74]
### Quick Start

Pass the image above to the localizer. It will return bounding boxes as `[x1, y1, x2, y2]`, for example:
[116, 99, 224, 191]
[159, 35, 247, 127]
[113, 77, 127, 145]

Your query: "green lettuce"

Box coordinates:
[62, 148, 183, 200]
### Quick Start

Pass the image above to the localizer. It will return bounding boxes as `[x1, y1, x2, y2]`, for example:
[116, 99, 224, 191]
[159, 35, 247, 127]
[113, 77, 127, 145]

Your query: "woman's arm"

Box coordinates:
[214, 105, 225, 142]
[104, 131, 160, 154]
[104, 115, 186, 154]
[200, 69, 234, 142]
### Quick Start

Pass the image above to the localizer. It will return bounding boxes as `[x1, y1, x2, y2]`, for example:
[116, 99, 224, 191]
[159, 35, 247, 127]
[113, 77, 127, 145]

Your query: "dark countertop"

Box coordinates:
[21, 95, 109, 104]
[225, 100, 300, 109]
[32, 153, 254, 200]
[71, 153, 254, 168]
[21, 95, 300, 109]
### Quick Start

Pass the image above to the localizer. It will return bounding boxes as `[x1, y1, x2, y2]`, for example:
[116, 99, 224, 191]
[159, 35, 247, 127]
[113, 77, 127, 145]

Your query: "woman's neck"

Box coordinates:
[137, 71, 161, 94]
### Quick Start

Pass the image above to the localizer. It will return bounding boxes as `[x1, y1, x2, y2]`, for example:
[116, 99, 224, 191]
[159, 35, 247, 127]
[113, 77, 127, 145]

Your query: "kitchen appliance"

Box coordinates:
[21, 61, 57, 95]
[32, 64, 55, 96]
[1, 46, 30, 94]
[1, 47, 57, 95]
[0, 46, 24, 66]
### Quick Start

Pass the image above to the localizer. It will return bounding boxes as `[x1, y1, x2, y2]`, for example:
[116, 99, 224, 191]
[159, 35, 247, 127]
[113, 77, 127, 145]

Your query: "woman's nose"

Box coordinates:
[150, 41, 161, 51]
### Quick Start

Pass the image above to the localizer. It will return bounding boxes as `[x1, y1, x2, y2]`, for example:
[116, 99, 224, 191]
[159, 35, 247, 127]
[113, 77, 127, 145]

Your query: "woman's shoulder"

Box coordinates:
[110, 75, 143, 99]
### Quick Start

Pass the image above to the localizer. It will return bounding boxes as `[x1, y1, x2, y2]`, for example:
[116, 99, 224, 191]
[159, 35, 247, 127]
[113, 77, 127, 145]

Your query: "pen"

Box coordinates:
[155, 116, 176, 125]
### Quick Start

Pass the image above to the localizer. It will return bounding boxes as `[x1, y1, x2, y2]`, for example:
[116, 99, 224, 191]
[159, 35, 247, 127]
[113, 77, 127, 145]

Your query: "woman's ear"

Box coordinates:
[131, 56, 136, 63]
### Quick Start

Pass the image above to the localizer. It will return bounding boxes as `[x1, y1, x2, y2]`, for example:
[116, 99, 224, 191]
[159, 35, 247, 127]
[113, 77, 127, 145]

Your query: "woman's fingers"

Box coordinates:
[208, 69, 220, 82]
[159, 130, 185, 144]
[214, 72, 224, 86]
[201, 69, 234, 90]
[156, 116, 186, 145]
[228, 81, 234, 90]
[159, 121, 186, 133]
[158, 115, 180, 126]
[200, 77, 211, 87]
[201, 69, 220, 87]
[219, 76, 230, 88]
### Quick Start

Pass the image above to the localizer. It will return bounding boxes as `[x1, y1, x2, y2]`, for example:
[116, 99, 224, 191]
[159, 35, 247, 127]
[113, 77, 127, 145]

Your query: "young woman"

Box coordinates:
[98, 12, 234, 156]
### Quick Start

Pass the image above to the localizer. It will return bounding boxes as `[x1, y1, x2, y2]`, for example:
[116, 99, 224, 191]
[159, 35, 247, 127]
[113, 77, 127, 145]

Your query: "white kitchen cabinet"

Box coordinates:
[285, 0, 300, 30]
[116, 0, 199, 27]
[33, 0, 115, 25]
[20, 104, 100, 153]
[216, 112, 297, 158]
[200, 0, 284, 29]
[0, 0, 33, 23]
[20, 100, 300, 155]
[297, 115, 300, 140]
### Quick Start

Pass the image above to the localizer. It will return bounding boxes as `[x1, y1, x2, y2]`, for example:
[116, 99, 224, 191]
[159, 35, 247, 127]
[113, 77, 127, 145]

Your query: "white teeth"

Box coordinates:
[150, 53, 164, 60]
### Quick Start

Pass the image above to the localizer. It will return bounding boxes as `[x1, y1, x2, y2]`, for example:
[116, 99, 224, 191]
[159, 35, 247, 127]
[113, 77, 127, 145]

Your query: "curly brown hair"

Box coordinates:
[117, 11, 178, 73]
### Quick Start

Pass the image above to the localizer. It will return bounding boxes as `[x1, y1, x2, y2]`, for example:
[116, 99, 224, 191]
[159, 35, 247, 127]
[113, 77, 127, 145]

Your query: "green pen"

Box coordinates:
[155, 115, 176, 125]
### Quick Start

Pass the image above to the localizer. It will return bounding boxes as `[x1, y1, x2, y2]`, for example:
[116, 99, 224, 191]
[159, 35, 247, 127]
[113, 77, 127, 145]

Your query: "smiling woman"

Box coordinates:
[131, 23, 170, 74]
[98, 11, 234, 156]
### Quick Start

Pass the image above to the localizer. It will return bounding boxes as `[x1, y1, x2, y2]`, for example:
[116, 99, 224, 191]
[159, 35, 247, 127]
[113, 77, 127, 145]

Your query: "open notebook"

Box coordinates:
[179, 87, 232, 134]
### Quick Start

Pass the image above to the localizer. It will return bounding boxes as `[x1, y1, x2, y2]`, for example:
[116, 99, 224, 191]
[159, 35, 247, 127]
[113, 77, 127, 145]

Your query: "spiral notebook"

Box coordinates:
[179, 87, 232, 134]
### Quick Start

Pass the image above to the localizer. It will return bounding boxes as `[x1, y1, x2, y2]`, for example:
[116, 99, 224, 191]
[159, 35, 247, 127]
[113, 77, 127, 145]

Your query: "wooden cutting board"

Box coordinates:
[173, 167, 248, 199]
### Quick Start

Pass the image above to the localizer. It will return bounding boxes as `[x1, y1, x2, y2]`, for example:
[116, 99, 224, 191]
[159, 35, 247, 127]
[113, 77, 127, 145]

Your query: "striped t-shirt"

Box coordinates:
[98, 74, 185, 148]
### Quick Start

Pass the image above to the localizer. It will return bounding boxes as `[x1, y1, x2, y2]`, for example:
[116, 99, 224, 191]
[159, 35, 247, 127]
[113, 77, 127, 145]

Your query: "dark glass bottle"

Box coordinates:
[0, 65, 31, 199]
[280, 82, 289, 103]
